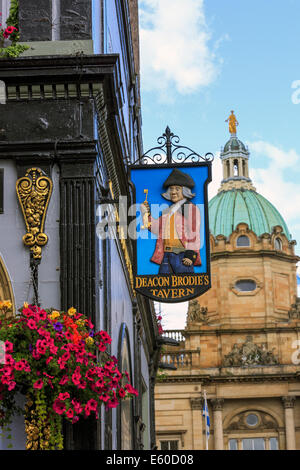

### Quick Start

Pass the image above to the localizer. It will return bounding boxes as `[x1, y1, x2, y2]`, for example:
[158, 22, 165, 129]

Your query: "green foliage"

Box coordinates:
[0, 44, 29, 58]
[0, 0, 29, 58]
[156, 368, 168, 382]
[6, 0, 19, 28]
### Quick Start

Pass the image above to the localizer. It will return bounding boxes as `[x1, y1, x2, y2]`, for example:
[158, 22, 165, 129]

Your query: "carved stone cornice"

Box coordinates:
[211, 398, 224, 411]
[282, 396, 296, 409]
[190, 397, 203, 410]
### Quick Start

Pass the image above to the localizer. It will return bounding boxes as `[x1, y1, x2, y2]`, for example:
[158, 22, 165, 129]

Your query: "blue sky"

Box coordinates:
[138, 0, 300, 328]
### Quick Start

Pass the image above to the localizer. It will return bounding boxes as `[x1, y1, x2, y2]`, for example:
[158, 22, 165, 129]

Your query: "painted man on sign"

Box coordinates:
[140, 169, 201, 274]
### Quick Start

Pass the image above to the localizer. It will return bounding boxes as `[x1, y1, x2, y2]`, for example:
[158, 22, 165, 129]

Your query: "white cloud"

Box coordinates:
[139, 0, 219, 97]
[248, 141, 300, 245]
[249, 141, 299, 169]
[208, 151, 222, 200]
[157, 302, 188, 330]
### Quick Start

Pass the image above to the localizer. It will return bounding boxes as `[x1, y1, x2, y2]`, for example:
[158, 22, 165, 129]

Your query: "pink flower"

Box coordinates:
[118, 387, 126, 398]
[66, 409, 74, 419]
[59, 375, 69, 385]
[99, 331, 112, 344]
[86, 399, 97, 411]
[125, 383, 138, 396]
[5, 26, 17, 35]
[71, 399, 82, 414]
[77, 379, 86, 390]
[72, 416, 79, 424]
[33, 379, 44, 390]
[53, 398, 66, 415]
[5, 341, 13, 354]
[5, 355, 15, 366]
[27, 319, 37, 330]
[95, 379, 104, 388]
[7, 381, 16, 391]
[58, 392, 70, 401]
[98, 342, 107, 352]
[46, 356, 54, 365]
[22, 360, 31, 372]
[37, 309, 47, 321]
[14, 361, 25, 371]
[106, 398, 119, 409]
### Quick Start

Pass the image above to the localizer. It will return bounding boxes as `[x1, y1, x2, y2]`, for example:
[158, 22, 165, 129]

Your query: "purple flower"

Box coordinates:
[29, 344, 33, 352]
[53, 322, 63, 332]
[89, 330, 94, 337]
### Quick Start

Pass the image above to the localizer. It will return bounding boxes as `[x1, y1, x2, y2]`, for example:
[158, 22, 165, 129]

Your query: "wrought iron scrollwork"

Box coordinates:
[132, 126, 214, 166]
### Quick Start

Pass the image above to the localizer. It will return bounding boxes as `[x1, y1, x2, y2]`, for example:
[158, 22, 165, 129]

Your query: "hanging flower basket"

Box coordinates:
[0, 302, 138, 450]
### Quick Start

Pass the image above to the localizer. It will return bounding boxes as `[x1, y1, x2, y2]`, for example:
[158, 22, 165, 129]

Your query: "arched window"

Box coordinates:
[117, 323, 134, 450]
[226, 410, 279, 450]
[242, 160, 246, 177]
[0, 255, 14, 315]
[274, 238, 282, 250]
[233, 159, 239, 177]
[226, 160, 230, 178]
[236, 235, 250, 247]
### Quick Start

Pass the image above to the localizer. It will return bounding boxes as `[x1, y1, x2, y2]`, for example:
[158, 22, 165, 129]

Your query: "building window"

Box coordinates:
[235, 280, 257, 292]
[274, 238, 282, 250]
[160, 440, 179, 451]
[270, 437, 278, 450]
[229, 439, 238, 450]
[245, 413, 259, 427]
[229, 437, 278, 450]
[0, 0, 11, 29]
[236, 235, 250, 247]
[242, 438, 265, 450]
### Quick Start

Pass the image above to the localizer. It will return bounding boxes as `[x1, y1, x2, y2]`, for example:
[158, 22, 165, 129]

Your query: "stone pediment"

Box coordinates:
[222, 336, 278, 367]
[226, 410, 277, 431]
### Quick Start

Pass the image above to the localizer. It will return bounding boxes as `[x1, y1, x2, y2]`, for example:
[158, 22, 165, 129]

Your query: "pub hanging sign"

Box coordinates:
[129, 127, 213, 303]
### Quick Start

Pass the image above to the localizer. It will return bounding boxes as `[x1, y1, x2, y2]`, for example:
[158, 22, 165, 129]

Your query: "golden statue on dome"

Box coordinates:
[225, 110, 239, 135]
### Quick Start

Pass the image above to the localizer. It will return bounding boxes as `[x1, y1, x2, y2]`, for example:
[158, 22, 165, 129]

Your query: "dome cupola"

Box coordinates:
[220, 111, 255, 192]
[209, 112, 291, 240]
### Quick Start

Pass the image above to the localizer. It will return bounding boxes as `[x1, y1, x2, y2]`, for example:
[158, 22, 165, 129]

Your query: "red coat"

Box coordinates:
[149, 202, 201, 266]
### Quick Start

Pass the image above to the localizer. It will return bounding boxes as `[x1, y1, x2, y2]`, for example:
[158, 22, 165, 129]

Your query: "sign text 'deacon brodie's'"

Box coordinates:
[130, 163, 212, 303]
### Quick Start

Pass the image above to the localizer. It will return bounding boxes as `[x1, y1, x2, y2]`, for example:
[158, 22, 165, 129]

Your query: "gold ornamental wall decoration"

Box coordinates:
[16, 168, 53, 260]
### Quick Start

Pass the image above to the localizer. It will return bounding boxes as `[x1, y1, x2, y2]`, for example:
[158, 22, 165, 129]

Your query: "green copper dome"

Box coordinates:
[223, 137, 247, 153]
[209, 189, 291, 240]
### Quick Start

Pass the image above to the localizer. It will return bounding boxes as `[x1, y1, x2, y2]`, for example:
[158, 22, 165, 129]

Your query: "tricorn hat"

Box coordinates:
[163, 169, 195, 189]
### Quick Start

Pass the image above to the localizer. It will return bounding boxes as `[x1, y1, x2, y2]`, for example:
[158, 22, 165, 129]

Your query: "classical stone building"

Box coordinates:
[155, 127, 300, 451]
[0, 0, 160, 450]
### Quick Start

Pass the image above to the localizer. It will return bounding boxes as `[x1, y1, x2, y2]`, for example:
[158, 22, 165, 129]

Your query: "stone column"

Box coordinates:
[190, 398, 203, 450]
[211, 399, 224, 450]
[238, 159, 243, 177]
[282, 396, 296, 450]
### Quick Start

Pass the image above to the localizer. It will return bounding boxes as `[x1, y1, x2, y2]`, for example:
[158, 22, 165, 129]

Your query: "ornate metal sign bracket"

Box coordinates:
[16, 168, 53, 305]
[132, 126, 214, 166]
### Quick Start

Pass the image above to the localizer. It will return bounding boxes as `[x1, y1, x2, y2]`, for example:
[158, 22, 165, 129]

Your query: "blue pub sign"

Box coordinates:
[129, 128, 213, 303]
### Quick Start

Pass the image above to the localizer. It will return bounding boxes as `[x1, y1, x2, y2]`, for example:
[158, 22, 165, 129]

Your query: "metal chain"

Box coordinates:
[30, 255, 40, 307]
